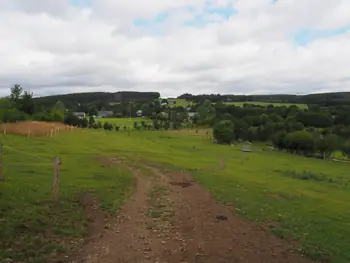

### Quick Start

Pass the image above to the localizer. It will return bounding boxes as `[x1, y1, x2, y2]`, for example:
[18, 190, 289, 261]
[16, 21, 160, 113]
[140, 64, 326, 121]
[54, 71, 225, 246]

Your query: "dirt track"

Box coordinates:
[70, 160, 312, 263]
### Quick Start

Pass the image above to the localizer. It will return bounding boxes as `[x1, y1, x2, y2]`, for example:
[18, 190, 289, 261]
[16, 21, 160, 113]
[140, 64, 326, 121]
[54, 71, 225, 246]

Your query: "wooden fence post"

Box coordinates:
[52, 157, 60, 202]
[0, 144, 3, 181]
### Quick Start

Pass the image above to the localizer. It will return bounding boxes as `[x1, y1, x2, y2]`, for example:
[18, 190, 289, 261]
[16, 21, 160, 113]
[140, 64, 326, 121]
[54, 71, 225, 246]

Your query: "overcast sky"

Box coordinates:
[0, 0, 349, 97]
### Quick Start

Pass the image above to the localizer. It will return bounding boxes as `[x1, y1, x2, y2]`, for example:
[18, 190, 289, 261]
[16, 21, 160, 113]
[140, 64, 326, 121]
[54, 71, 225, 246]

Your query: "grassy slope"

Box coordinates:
[0, 131, 134, 262]
[98, 130, 350, 263]
[1, 129, 350, 262]
[171, 99, 306, 108]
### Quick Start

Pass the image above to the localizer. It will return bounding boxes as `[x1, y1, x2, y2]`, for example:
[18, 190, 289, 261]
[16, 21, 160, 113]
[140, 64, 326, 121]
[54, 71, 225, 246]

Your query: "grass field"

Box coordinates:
[97, 117, 151, 128]
[224, 101, 308, 109]
[162, 98, 192, 107]
[0, 131, 134, 262]
[169, 99, 307, 109]
[1, 128, 350, 262]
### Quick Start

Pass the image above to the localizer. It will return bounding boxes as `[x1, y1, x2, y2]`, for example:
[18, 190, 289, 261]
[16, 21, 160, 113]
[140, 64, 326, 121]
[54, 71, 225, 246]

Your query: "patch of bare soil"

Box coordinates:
[71, 161, 312, 263]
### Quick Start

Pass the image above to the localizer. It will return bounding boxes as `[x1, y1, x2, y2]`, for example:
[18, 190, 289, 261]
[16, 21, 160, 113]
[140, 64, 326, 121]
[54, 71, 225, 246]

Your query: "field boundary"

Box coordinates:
[0, 143, 61, 201]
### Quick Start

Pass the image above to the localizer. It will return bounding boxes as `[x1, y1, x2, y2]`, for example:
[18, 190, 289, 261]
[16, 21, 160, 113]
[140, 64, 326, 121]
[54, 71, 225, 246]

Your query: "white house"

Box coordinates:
[97, 111, 114, 117]
[73, 112, 86, 119]
[136, 110, 143, 117]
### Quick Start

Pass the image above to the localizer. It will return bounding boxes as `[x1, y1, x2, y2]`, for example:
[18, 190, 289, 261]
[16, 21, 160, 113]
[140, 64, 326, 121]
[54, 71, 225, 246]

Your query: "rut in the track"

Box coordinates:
[71, 162, 312, 263]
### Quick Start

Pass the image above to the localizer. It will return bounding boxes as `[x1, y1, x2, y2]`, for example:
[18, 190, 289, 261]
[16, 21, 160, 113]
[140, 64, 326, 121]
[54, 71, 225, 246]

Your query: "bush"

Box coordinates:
[103, 122, 113, 131]
[115, 126, 120, 131]
[213, 120, 235, 144]
[285, 130, 315, 155]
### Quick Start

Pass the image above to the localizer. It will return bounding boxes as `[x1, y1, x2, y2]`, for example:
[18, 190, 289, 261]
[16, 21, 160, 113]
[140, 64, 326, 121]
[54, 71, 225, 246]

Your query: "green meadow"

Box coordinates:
[97, 117, 151, 128]
[168, 99, 307, 109]
[1, 129, 350, 262]
[224, 101, 308, 109]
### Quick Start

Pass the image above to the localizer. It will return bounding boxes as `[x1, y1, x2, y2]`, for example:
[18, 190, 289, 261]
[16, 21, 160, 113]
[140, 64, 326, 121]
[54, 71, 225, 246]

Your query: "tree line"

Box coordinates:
[178, 92, 350, 106]
[0, 85, 65, 123]
[200, 100, 350, 159]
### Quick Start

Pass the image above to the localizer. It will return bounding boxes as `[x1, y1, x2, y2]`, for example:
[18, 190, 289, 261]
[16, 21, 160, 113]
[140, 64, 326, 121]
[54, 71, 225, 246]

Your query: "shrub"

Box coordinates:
[213, 120, 235, 144]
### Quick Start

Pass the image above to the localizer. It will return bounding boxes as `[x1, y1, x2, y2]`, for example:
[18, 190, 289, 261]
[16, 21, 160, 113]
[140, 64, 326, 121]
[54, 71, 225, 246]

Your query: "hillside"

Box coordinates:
[178, 92, 350, 106]
[34, 91, 160, 108]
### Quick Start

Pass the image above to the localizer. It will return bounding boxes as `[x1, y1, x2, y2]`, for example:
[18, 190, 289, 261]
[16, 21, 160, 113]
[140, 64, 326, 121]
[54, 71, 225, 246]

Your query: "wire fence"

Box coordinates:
[0, 143, 61, 201]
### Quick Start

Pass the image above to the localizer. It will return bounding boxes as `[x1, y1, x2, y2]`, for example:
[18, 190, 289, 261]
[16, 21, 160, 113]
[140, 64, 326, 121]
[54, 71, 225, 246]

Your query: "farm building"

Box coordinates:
[136, 110, 143, 117]
[188, 112, 198, 119]
[73, 112, 86, 118]
[97, 111, 114, 117]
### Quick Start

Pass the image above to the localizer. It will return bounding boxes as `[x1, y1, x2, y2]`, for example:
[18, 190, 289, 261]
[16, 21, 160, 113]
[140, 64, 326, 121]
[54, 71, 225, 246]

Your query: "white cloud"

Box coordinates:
[0, 0, 349, 97]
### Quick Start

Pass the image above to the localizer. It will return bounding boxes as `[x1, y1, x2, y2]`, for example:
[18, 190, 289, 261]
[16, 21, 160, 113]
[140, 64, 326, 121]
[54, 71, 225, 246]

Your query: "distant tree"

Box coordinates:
[19, 91, 35, 115]
[81, 118, 89, 128]
[297, 112, 333, 128]
[272, 132, 287, 150]
[198, 99, 216, 125]
[133, 121, 139, 130]
[153, 120, 160, 130]
[163, 121, 170, 130]
[103, 122, 110, 130]
[340, 141, 350, 158]
[97, 121, 102, 129]
[64, 112, 79, 126]
[115, 125, 120, 131]
[88, 105, 98, 116]
[89, 116, 95, 128]
[285, 131, 315, 155]
[222, 113, 232, 120]
[9, 84, 23, 103]
[213, 120, 234, 144]
[316, 134, 339, 159]
[2, 108, 28, 123]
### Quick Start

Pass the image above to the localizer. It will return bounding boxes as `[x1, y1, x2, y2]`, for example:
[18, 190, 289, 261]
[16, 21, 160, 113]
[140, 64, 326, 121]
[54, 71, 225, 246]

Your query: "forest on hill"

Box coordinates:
[178, 92, 350, 106]
[34, 91, 160, 110]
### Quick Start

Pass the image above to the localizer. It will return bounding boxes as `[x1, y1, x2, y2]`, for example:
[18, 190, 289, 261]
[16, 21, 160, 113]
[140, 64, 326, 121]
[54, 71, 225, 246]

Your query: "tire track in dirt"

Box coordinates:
[71, 159, 313, 263]
[71, 167, 164, 263]
[148, 166, 313, 263]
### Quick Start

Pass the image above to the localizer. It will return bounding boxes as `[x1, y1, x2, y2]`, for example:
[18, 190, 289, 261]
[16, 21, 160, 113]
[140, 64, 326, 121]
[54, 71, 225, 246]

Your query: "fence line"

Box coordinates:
[0, 144, 61, 202]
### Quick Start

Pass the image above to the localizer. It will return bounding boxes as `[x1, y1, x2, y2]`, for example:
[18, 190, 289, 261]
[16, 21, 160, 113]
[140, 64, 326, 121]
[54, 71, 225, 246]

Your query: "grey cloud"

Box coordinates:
[0, 0, 349, 98]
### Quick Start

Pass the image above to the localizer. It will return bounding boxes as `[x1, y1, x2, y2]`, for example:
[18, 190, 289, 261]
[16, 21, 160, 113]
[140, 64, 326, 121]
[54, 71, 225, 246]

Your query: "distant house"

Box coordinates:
[73, 112, 86, 119]
[168, 99, 176, 105]
[136, 110, 143, 117]
[188, 112, 197, 118]
[159, 112, 169, 119]
[97, 111, 114, 118]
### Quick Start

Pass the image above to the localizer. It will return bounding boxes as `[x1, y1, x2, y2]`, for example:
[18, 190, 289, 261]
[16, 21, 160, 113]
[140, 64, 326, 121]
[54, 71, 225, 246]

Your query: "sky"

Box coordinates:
[0, 0, 349, 97]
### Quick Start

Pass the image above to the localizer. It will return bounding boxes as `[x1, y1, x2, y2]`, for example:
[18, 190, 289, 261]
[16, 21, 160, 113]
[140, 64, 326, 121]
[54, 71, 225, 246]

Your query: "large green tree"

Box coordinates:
[213, 120, 235, 144]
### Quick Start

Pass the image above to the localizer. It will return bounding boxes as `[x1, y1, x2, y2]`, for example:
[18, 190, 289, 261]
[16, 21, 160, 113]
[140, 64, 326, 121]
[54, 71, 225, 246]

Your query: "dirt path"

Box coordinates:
[71, 161, 312, 263]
